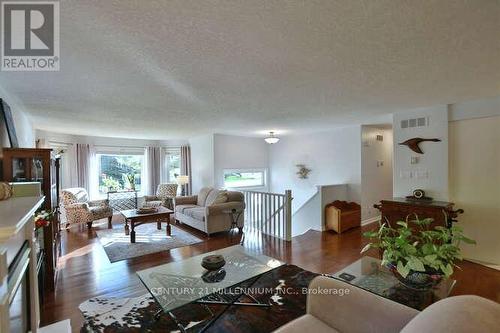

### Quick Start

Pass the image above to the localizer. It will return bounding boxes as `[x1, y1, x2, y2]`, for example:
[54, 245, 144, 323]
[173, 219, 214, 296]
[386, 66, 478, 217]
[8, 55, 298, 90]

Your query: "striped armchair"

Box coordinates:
[144, 183, 178, 209]
[61, 188, 113, 229]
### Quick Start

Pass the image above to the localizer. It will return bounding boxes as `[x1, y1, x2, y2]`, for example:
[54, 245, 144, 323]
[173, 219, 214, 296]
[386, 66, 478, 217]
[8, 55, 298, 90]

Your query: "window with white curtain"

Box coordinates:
[163, 148, 181, 183]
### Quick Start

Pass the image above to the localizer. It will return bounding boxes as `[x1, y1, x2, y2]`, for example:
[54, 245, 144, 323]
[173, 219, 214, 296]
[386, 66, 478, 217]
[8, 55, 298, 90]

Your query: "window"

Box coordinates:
[164, 149, 181, 183]
[97, 153, 143, 194]
[223, 169, 266, 188]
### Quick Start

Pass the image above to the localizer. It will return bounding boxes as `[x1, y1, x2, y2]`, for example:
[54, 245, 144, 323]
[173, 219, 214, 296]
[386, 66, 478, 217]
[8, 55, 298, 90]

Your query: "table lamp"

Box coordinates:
[176, 175, 189, 195]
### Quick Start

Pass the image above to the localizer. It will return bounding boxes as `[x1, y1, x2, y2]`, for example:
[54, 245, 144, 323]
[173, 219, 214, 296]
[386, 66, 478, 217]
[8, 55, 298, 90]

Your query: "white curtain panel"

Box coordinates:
[75, 143, 92, 194]
[180, 145, 192, 195]
[145, 146, 162, 196]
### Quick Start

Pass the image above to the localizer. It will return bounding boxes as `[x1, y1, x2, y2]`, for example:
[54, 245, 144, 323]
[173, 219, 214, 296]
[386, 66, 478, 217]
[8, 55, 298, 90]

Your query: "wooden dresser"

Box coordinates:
[374, 198, 461, 228]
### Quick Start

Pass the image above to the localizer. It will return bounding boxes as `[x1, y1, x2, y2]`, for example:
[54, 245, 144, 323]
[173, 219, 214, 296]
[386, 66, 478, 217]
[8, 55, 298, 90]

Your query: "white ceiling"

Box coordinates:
[1, 0, 499, 140]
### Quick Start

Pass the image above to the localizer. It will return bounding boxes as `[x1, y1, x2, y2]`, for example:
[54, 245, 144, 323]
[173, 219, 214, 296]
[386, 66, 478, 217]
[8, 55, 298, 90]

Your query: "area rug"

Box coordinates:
[79, 264, 319, 332]
[96, 223, 203, 263]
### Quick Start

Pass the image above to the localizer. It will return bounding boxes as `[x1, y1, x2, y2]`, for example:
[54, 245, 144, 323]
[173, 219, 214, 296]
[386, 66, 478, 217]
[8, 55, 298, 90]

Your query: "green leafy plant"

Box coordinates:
[361, 217, 475, 278]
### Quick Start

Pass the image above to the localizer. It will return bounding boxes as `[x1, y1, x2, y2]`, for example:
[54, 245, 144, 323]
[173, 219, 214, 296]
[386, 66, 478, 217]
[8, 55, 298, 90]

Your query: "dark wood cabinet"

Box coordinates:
[1, 148, 61, 297]
[374, 197, 462, 229]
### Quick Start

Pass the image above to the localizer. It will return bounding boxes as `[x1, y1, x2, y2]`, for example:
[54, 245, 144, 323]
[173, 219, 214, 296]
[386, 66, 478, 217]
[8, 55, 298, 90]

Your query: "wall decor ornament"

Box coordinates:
[399, 137, 441, 154]
[296, 164, 311, 179]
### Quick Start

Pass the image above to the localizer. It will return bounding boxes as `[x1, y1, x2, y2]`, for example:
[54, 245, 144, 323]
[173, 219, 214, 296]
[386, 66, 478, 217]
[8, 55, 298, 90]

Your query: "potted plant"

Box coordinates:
[361, 217, 475, 290]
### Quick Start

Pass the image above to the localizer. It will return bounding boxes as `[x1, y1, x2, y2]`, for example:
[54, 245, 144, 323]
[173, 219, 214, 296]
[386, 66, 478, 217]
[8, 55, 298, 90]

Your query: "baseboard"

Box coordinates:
[464, 258, 500, 271]
[361, 215, 380, 226]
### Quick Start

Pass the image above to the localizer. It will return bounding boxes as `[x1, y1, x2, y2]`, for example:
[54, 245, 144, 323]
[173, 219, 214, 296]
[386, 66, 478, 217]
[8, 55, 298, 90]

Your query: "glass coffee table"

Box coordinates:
[332, 256, 456, 310]
[137, 245, 284, 331]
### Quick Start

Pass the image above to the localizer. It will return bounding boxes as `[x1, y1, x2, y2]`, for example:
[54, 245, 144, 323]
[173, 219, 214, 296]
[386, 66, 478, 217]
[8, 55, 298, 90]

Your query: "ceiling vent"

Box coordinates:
[401, 117, 428, 129]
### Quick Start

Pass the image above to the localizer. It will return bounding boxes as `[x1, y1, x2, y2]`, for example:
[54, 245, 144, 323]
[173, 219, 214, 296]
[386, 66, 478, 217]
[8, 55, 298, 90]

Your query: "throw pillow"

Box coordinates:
[204, 190, 228, 206]
[197, 187, 213, 206]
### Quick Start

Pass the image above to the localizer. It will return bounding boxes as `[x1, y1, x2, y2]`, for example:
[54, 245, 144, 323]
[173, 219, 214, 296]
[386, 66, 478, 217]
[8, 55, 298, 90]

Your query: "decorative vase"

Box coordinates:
[387, 263, 443, 290]
[0, 182, 13, 200]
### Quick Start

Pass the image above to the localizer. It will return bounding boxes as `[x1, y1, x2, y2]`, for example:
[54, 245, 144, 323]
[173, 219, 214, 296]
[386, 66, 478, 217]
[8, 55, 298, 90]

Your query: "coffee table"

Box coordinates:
[332, 256, 456, 310]
[121, 206, 174, 243]
[137, 245, 284, 331]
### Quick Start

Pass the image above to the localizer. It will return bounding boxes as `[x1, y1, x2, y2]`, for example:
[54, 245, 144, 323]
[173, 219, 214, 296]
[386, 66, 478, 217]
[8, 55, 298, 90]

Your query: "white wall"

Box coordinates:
[393, 106, 449, 200]
[448, 96, 500, 121]
[213, 134, 269, 190]
[361, 125, 393, 220]
[269, 126, 362, 212]
[449, 116, 500, 266]
[189, 134, 215, 194]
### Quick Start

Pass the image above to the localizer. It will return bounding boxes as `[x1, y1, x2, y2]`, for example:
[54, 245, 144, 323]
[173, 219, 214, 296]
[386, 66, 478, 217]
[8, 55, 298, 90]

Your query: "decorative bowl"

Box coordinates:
[136, 207, 158, 214]
[387, 263, 443, 290]
[201, 255, 226, 271]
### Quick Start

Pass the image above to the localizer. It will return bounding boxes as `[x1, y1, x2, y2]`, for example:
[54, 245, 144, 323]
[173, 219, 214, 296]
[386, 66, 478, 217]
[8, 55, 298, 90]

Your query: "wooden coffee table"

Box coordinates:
[121, 206, 174, 243]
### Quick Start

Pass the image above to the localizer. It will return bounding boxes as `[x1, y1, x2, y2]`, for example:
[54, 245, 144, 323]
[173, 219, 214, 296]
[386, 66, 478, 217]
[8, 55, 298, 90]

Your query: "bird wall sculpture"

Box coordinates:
[399, 137, 441, 154]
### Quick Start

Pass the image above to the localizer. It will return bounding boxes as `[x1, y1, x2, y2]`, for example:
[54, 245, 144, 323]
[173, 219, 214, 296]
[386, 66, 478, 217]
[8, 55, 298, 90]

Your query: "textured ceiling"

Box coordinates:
[1, 0, 499, 139]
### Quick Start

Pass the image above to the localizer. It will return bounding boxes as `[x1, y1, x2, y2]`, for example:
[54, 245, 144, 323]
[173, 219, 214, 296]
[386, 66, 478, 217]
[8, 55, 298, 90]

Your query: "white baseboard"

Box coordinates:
[361, 215, 380, 226]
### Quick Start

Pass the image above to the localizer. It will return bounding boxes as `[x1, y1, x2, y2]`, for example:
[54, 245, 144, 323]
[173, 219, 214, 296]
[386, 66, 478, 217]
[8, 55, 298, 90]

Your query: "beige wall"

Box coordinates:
[449, 116, 500, 265]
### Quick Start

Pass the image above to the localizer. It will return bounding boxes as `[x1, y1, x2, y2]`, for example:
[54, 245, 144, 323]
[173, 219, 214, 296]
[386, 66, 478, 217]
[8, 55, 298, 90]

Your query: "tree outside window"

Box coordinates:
[98, 154, 143, 194]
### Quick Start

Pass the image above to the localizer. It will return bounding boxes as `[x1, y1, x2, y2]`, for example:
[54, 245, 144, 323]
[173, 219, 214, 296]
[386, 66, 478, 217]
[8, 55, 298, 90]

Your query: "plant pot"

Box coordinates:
[387, 263, 444, 290]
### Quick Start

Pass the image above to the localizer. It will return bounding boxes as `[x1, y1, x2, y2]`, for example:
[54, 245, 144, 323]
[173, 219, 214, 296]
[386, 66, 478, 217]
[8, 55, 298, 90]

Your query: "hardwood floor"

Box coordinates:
[42, 216, 500, 331]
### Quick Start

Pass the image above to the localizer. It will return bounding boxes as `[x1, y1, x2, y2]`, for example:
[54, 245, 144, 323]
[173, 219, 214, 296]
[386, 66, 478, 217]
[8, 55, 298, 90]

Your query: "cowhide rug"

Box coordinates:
[79, 264, 319, 333]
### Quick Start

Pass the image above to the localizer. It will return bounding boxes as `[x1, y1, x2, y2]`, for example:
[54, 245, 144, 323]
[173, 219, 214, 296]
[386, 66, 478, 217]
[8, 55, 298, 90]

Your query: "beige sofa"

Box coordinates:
[274, 276, 500, 333]
[174, 187, 245, 235]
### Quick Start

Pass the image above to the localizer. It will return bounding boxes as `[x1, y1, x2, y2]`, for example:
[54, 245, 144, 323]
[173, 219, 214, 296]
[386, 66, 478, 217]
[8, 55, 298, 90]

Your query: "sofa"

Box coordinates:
[61, 188, 113, 229]
[174, 187, 245, 235]
[274, 276, 500, 333]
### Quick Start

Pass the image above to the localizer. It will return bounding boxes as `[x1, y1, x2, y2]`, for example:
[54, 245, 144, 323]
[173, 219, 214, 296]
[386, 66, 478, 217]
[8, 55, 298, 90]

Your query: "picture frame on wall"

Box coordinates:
[0, 98, 19, 148]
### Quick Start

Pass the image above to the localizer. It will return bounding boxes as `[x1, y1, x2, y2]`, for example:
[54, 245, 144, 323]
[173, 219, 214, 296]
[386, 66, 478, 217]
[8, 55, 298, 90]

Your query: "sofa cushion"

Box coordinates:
[175, 204, 198, 214]
[273, 314, 337, 333]
[184, 207, 206, 221]
[205, 189, 228, 206]
[401, 295, 500, 333]
[197, 187, 213, 206]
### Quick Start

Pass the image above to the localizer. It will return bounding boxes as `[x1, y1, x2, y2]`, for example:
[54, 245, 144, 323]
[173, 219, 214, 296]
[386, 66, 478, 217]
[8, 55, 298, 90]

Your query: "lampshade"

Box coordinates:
[264, 132, 280, 144]
[176, 175, 189, 185]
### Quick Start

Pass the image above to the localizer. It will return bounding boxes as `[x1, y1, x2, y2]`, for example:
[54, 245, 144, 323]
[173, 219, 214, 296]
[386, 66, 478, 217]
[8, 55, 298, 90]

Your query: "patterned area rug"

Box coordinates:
[96, 223, 203, 262]
[79, 264, 319, 332]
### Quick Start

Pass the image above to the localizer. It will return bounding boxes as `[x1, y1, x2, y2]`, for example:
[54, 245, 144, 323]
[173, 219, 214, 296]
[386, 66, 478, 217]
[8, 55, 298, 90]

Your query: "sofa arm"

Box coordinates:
[307, 276, 419, 333]
[206, 201, 244, 216]
[174, 195, 197, 205]
[89, 199, 109, 207]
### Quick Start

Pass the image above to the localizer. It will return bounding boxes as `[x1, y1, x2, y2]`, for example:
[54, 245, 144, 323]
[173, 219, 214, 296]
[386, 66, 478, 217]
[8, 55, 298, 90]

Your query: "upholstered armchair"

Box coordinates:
[61, 188, 113, 229]
[144, 183, 178, 209]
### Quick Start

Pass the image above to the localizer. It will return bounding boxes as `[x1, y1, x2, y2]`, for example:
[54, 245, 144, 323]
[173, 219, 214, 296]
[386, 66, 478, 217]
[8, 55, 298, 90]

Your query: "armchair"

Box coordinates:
[144, 183, 178, 209]
[61, 188, 113, 229]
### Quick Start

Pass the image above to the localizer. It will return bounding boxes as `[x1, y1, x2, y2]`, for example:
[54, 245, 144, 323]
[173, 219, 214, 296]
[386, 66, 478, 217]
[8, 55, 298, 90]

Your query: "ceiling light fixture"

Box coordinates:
[264, 131, 280, 144]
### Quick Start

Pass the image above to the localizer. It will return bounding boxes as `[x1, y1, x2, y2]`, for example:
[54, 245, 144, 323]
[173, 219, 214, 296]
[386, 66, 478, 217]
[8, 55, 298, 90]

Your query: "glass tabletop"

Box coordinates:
[332, 256, 456, 310]
[137, 245, 284, 313]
